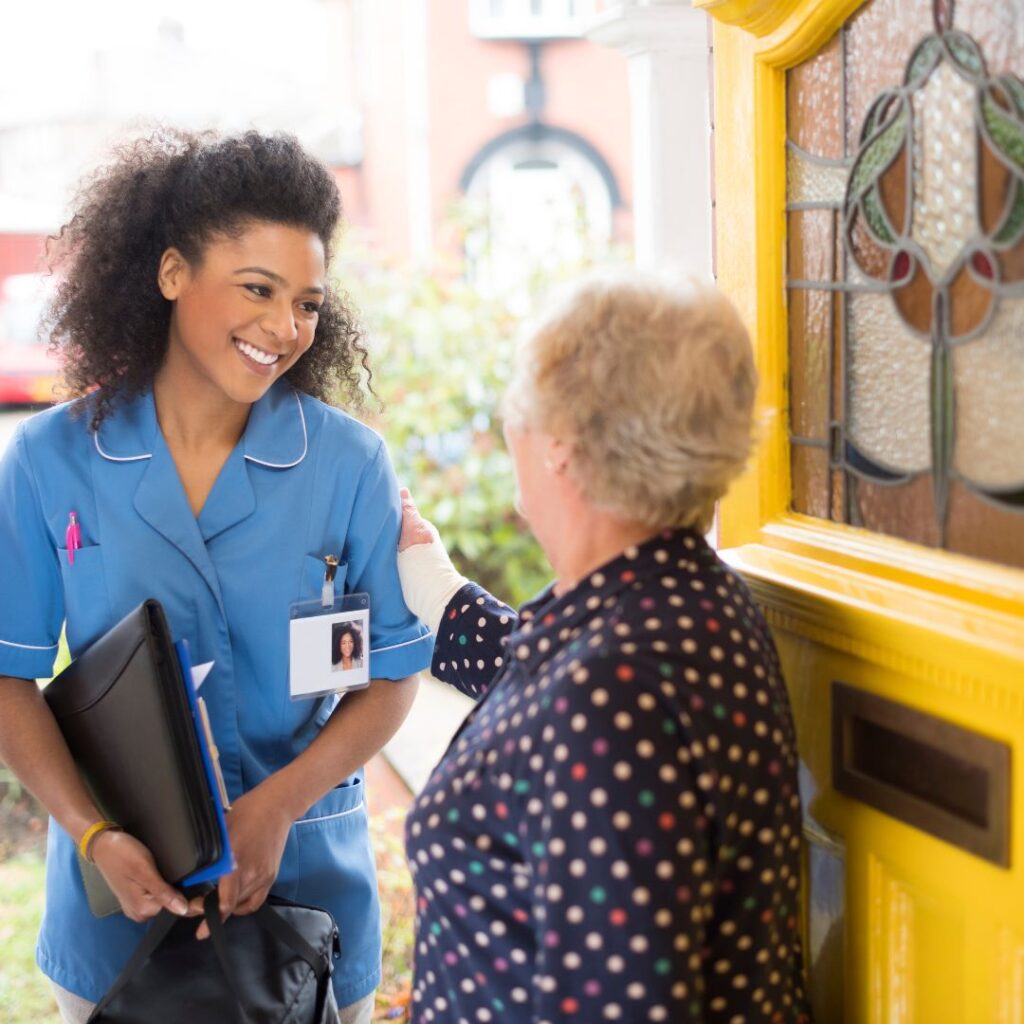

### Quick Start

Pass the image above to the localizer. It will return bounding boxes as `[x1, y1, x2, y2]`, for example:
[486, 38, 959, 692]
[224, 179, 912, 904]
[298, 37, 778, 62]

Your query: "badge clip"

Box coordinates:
[322, 555, 339, 608]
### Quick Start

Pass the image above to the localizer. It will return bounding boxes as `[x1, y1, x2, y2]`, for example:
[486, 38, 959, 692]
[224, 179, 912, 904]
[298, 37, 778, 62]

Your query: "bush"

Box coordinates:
[343, 205, 627, 608]
[347, 255, 550, 607]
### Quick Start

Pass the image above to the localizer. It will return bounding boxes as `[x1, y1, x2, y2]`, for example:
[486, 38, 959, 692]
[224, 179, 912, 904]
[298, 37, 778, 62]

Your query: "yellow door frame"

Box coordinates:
[697, 0, 1024, 677]
[698, 2, 1024, 1019]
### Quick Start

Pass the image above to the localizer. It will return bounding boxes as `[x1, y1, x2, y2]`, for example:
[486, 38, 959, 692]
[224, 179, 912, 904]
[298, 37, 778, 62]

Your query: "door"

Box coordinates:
[699, 1, 1024, 1020]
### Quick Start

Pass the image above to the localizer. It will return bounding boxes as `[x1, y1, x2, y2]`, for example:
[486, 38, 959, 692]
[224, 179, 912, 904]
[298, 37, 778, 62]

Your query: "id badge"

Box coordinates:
[289, 557, 371, 700]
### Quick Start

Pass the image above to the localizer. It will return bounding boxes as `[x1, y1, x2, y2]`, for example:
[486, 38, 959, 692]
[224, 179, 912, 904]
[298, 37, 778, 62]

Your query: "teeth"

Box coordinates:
[235, 339, 279, 366]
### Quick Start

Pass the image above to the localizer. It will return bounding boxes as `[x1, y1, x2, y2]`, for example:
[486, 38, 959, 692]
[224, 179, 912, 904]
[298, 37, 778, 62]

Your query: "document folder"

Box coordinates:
[44, 600, 233, 915]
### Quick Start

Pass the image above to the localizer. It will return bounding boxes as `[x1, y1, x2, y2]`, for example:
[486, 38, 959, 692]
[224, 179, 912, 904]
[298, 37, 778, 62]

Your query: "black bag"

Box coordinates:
[86, 891, 341, 1024]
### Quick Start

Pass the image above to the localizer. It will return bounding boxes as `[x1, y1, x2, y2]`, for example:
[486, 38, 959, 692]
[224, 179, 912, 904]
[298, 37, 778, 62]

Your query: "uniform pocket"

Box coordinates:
[285, 776, 380, 969]
[294, 776, 365, 831]
[302, 554, 348, 603]
[58, 545, 111, 653]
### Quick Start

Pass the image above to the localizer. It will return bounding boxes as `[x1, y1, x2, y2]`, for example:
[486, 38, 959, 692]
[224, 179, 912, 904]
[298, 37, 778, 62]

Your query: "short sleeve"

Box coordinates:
[0, 425, 63, 679]
[344, 440, 433, 679]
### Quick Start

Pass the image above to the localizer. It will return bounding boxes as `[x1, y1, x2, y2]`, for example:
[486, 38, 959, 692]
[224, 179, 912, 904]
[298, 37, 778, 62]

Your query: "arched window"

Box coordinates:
[460, 125, 621, 292]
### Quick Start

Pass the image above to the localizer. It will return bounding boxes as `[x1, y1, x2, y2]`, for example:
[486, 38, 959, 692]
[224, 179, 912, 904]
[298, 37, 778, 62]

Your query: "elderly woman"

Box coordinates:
[397, 275, 812, 1023]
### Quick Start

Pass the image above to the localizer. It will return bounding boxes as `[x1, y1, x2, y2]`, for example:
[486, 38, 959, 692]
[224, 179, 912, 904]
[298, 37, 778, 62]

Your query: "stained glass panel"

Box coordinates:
[787, 148, 849, 206]
[850, 474, 941, 548]
[787, 33, 844, 161]
[788, 209, 835, 282]
[952, 299, 1024, 489]
[846, 291, 931, 475]
[788, 287, 832, 440]
[843, 0, 933, 155]
[786, 0, 1024, 569]
[947, 484, 1024, 564]
[956, 4, 1024, 78]
[792, 444, 831, 520]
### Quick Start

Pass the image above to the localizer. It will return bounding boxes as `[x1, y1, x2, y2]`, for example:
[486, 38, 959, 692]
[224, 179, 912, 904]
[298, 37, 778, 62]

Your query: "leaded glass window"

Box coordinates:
[786, 0, 1024, 568]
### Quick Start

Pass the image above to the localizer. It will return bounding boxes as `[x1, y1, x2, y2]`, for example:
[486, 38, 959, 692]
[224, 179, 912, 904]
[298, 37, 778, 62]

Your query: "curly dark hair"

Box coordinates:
[44, 127, 371, 428]
[331, 621, 364, 665]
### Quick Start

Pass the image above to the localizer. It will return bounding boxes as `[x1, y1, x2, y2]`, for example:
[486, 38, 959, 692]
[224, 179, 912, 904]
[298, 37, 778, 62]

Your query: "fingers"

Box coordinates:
[233, 884, 270, 916]
[398, 487, 436, 552]
[119, 872, 188, 922]
[91, 831, 188, 922]
[217, 872, 239, 918]
[152, 882, 190, 918]
[194, 871, 273, 938]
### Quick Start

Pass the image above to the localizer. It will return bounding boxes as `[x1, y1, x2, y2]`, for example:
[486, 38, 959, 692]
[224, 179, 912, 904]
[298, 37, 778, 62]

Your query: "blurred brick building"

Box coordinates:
[0, 0, 632, 292]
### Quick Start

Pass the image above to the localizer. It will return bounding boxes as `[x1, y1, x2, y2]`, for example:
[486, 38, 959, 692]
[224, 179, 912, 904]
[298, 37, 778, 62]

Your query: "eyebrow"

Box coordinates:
[234, 266, 325, 296]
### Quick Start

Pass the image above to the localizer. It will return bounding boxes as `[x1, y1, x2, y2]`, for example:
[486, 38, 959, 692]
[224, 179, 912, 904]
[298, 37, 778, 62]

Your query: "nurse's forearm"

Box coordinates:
[0, 675, 105, 846]
[262, 674, 421, 822]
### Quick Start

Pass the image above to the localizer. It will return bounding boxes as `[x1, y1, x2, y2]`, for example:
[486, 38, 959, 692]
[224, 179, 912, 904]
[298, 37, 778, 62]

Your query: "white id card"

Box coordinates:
[289, 591, 371, 701]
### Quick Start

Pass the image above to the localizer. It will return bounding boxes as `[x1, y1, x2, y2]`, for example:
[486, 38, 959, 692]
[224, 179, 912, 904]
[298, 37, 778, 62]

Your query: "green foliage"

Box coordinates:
[356, 259, 547, 605]
[339, 204, 627, 608]
[0, 858, 60, 1023]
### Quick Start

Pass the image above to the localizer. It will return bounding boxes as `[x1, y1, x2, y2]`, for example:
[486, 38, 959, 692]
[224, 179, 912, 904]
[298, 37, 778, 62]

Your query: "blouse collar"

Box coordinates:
[508, 526, 711, 674]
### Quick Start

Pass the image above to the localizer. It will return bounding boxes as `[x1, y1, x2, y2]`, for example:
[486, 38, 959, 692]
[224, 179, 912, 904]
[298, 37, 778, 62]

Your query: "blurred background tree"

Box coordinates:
[347, 200, 622, 607]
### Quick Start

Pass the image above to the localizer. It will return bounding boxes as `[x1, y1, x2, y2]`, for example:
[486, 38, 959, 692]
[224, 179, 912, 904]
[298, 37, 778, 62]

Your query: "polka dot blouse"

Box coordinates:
[405, 527, 812, 1023]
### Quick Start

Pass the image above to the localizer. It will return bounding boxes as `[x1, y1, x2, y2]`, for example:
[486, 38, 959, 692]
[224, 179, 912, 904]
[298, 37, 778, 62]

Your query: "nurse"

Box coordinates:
[0, 129, 433, 1024]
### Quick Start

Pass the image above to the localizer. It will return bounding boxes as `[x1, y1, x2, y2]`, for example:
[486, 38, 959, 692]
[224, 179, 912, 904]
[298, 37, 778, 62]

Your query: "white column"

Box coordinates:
[587, 1, 713, 276]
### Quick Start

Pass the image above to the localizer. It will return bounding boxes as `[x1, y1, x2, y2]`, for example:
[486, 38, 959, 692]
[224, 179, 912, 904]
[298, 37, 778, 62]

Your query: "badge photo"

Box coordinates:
[289, 589, 371, 701]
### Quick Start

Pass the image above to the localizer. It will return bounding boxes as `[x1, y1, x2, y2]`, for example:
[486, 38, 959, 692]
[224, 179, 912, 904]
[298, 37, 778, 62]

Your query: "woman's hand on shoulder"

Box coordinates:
[193, 784, 292, 938]
[399, 487, 435, 550]
[396, 487, 470, 635]
[90, 830, 191, 923]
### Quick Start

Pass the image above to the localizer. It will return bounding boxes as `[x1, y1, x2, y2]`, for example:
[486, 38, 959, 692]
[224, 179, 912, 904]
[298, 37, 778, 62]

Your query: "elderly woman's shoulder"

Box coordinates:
[552, 566, 783, 709]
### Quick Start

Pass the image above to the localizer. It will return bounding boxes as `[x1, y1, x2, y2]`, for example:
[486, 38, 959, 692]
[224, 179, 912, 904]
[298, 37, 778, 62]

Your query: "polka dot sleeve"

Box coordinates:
[519, 655, 710, 1021]
[431, 582, 519, 701]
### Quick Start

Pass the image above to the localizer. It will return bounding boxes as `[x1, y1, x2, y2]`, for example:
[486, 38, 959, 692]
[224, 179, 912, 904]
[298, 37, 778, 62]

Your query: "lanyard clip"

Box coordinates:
[322, 555, 339, 608]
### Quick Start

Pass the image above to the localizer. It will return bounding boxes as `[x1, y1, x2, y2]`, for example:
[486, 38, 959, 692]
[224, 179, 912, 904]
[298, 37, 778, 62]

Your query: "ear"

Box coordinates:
[544, 435, 572, 477]
[157, 247, 190, 301]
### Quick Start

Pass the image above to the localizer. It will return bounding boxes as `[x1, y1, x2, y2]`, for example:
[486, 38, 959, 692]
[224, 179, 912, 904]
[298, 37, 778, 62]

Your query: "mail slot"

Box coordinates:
[832, 682, 1011, 867]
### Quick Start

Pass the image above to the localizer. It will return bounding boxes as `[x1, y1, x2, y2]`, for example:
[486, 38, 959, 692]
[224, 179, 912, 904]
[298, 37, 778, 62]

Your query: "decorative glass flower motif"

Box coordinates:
[842, 0, 1024, 526]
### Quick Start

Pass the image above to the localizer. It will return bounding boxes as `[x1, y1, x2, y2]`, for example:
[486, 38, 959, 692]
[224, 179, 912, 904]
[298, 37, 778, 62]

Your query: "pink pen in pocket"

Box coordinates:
[66, 511, 81, 566]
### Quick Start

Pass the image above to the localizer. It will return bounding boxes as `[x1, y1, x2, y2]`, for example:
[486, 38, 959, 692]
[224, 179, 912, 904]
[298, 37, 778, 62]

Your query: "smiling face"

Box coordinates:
[157, 220, 326, 407]
[339, 632, 355, 659]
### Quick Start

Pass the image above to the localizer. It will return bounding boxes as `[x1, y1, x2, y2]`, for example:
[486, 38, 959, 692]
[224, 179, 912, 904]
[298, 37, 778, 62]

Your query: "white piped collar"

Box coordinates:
[92, 379, 308, 470]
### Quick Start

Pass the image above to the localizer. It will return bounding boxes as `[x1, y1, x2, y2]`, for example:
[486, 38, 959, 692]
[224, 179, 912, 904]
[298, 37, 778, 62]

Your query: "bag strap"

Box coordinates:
[254, 902, 331, 979]
[203, 890, 252, 1024]
[255, 900, 335, 1022]
[207, 893, 334, 1022]
[85, 910, 179, 1022]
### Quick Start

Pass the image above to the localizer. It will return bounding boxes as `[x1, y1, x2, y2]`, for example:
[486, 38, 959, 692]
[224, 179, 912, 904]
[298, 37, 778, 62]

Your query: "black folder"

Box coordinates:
[44, 600, 228, 915]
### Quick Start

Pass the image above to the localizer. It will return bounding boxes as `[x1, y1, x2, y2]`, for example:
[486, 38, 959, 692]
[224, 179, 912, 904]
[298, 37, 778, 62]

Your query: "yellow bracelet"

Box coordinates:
[79, 820, 121, 863]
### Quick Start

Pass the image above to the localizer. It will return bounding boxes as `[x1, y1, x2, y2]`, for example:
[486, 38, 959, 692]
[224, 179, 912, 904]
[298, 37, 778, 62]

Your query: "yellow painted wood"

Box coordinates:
[693, 0, 799, 36]
[702, 0, 1024, 1019]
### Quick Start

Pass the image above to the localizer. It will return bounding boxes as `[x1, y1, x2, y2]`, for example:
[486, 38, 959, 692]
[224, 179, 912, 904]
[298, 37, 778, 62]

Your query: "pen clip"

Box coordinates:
[322, 555, 339, 608]
[66, 512, 81, 566]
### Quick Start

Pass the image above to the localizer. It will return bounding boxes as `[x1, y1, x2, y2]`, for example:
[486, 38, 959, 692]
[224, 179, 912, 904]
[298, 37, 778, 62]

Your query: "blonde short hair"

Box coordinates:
[502, 273, 757, 532]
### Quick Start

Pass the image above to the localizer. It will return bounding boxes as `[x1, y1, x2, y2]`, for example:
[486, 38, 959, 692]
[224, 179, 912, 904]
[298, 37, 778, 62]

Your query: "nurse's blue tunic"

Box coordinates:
[0, 379, 433, 1006]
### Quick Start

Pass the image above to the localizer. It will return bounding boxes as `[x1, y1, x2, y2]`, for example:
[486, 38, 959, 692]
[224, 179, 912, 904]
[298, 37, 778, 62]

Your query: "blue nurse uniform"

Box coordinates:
[0, 377, 433, 1006]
